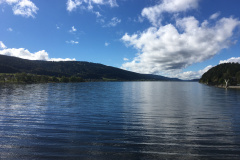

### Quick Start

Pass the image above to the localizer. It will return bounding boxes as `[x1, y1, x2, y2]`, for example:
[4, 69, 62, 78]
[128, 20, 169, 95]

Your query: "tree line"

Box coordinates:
[0, 73, 85, 84]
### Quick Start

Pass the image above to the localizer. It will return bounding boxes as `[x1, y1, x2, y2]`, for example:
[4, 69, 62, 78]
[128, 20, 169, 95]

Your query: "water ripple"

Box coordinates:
[0, 82, 240, 159]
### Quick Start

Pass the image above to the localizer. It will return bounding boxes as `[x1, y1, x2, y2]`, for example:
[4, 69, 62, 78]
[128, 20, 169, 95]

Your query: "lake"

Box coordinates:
[0, 82, 240, 159]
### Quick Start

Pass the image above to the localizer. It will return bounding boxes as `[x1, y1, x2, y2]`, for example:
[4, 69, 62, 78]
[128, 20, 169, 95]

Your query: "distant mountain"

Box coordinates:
[199, 63, 240, 85]
[0, 55, 181, 81]
[183, 79, 200, 82]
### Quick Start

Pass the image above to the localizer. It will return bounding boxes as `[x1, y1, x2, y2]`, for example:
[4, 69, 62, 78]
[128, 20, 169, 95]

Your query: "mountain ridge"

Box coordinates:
[0, 55, 181, 81]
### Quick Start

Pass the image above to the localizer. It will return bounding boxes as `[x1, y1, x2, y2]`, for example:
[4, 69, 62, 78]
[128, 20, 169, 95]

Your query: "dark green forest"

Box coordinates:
[0, 73, 84, 83]
[0, 55, 180, 83]
[199, 63, 240, 86]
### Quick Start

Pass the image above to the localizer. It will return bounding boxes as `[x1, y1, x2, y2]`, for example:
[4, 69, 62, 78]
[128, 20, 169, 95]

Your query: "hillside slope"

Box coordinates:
[0, 55, 180, 81]
[199, 63, 240, 85]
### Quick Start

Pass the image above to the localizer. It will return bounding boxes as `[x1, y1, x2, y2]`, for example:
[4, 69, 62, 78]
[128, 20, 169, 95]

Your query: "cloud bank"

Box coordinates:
[121, 0, 240, 80]
[177, 57, 240, 80]
[122, 17, 240, 75]
[175, 65, 213, 80]
[0, 42, 76, 61]
[0, 0, 38, 18]
[220, 57, 240, 64]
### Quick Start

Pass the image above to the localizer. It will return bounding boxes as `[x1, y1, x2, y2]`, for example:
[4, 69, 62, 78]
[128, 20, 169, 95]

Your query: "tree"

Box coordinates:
[52, 76, 59, 82]
[60, 76, 69, 83]
[223, 72, 231, 88]
[40, 75, 49, 83]
[70, 76, 78, 82]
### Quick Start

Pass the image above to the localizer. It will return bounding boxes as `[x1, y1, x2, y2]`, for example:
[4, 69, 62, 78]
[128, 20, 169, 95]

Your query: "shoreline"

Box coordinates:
[215, 85, 240, 89]
[200, 82, 240, 89]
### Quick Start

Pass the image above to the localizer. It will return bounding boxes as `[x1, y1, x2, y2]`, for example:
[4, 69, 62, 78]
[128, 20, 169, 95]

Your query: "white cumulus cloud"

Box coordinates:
[177, 57, 240, 80]
[1, 0, 18, 5]
[219, 57, 240, 64]
[66, 0, 82, 12]
[0, 0, 38, 18]
[0, 48, 48, 60]
[142, 0, 199, 26]
[12, 0, 38, 18]
[121, 16, 240, 76]
[175, 65, 213, 80]
[0, 43, 76, 61]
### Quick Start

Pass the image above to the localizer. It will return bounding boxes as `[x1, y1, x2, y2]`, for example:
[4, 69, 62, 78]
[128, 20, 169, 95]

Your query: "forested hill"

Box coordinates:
[0, 55, 180, 81]
[199, 63, 240, 85]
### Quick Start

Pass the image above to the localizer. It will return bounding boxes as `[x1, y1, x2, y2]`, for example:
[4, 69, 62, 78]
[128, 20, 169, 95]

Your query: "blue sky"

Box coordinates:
[1, 0, 240, 80]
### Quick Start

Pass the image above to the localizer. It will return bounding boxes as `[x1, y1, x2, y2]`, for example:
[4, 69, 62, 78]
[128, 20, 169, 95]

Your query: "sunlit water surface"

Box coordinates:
[0, 82, 240, 159]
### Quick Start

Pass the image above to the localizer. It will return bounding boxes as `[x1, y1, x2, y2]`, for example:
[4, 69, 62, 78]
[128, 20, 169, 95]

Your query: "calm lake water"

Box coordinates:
[0, 82, 240, 160]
